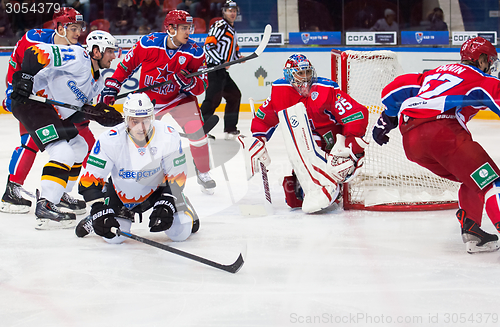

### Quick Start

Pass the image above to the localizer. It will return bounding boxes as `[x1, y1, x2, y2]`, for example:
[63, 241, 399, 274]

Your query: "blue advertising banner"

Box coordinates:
[289, 32, 342, 45]
[401, 31, 449, 45]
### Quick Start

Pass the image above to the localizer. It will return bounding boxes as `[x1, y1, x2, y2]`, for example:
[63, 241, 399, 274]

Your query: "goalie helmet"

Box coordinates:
[164, 10, 194, 33]
[460, 37, 498, 66]
[86, 30, 119, 55]
[283, 54, 317, 97]
[53, 7, 86, 31]
[123, 93, 155, 119]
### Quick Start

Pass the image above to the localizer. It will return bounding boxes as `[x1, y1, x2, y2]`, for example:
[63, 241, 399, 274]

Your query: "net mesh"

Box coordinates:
[332, 50, 459, 209]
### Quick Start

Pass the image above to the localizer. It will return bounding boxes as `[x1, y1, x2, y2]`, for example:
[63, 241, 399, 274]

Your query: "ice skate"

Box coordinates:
[56, 192, 87, 215]
[35, 190, 76, 230]
[0, 177, 33, 214]
[457, 209, 499, 254]
[195, 167, 216, 195]
[75, 215, 93, 237]
[224, 130, 240, 140]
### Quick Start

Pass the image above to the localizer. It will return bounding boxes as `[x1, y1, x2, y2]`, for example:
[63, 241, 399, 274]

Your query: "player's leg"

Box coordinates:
[278, 103, 340, 213]
[199, 70, 225, 125]
[403, 119, 499, 253]
[221, 73, 241, 139]
[0, 123, 38, 213]
[169, 98, 216, 194]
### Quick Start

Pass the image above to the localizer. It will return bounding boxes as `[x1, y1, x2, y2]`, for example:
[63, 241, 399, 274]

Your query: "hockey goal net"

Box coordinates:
[331, 49, 459, 211]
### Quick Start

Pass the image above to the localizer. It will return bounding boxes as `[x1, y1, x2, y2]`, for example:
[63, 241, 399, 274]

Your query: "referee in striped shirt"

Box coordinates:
[200, 0, 242, 140]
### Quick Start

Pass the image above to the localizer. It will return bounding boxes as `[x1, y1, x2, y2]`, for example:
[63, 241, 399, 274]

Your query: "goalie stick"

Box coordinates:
[116, 24, 272, 100]
[111, 227, 244, 273]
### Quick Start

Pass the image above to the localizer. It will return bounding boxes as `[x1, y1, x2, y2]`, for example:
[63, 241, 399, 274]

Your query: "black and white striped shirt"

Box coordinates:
[204, 19, 240, 67]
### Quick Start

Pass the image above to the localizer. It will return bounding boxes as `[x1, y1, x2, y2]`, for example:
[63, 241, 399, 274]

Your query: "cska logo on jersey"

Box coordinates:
[138, 147, 146, 156]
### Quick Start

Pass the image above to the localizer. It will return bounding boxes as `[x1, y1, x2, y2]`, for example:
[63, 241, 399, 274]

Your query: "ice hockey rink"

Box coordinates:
[1, 113, 500, 327]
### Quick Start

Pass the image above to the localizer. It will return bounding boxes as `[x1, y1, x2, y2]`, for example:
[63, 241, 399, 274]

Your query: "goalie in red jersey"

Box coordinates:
[99, 10, 216, 195]
[373, 36, 500, 253]
[241, 54, 369, 213]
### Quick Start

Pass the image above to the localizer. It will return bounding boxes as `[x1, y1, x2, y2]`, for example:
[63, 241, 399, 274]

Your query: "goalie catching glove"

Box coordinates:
[237, 135, 271, 180]
[372, 111, 398, 145]
[82, 102, 124, 127]
[91, 201, 119, 239]
[149, 194, 176, 233]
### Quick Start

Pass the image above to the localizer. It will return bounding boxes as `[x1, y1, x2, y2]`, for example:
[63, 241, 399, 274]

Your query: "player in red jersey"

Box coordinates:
[373, 36, 500, 253]
[243, 54, 369, 213]
[100, 10, 215, 194]
[1, 7, 92, 215]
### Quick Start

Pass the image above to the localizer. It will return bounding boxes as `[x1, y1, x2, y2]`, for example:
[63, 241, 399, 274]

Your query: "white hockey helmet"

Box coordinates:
[86, 30, 120, 55]
[123, 93, 155, 119]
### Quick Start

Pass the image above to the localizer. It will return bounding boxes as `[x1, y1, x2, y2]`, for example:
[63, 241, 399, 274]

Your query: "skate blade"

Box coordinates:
[35, 218, 77, 230]
[0, 202, 30, 214]
[465, 240, 500, 254]
[199, 185, 215, 195]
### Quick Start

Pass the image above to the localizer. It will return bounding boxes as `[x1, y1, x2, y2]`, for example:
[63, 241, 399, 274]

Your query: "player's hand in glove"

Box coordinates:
[91, 202, 119, 239]
[3, 84, 13, 112]
[149, 194, 176, 232]
[173, 69, 195, 92]
[100, 78, 122, 105]
[11, 71, 34, 103]
[83, 102, 124, 127]
[372, 111, 398, 146]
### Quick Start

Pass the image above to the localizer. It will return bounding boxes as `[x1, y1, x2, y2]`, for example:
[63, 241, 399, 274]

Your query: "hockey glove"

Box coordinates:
[173, 69, 195, 92]
[372, 111, 398, 146]
[100, 78, 122, 105]
[83, 102, 124, 127]
[91, 202, 119, 239]
[11, 71, 34, 103]
[238, 135, 271, 180]
[149, 194, 176, 232]
[3, 83, 13, 112]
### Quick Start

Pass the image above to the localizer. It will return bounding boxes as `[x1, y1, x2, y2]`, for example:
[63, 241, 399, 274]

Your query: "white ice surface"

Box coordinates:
[1, 114, 500, 327]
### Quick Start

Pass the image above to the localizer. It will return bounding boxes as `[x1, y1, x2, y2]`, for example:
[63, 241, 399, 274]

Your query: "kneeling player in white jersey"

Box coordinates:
[10, 30, 123, 229]
[242, 54, 369, 213]
[75, 93, 199, 243]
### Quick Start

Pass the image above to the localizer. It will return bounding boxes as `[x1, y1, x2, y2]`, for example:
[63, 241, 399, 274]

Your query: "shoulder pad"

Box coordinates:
[26, 29, 55, 43]
[180, 39, 204, 57]
[140, 33, 166, 48]
[315, 77, 339, 88]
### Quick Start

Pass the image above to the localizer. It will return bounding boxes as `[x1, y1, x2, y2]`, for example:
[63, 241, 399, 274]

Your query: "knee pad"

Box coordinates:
[103, 218, 132, 244]
[165, 212, 192, 242]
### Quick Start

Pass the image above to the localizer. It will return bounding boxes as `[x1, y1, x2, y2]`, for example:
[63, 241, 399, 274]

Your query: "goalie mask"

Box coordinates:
[123, 93, 155, 142]
[283, 54, 317, 97]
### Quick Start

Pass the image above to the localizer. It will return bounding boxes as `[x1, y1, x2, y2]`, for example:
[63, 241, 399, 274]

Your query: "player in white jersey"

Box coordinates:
[75, 93, 199, 243]
[10, 30, 123, 230]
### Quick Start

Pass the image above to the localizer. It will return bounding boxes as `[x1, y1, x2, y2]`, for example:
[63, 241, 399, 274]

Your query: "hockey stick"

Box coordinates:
[28, 94, 104, 116]
[116, 24, 272, 100]
[178, 114, 219, 138]
[111, 227, 244, 273]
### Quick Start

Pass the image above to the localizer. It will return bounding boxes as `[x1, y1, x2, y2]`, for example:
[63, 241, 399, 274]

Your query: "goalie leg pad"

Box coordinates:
[278, 103, 338, 213]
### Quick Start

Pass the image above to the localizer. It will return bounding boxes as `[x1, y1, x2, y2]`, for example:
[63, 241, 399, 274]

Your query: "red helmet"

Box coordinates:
[460, 36, 498, 65]
[164, 10, 193, 29]
[53, 7, 85, 31]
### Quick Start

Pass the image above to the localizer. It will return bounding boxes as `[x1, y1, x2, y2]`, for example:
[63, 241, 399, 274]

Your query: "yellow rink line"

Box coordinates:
[1, 104, 499, 120]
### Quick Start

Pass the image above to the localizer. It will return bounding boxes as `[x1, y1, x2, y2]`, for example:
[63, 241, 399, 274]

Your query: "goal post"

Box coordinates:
[331, 49, 459, 211]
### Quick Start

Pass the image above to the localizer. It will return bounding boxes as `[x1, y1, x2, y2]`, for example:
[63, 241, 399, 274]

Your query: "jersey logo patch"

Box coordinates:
[179, 56, 186, 65]
[150, 147, 157, 156]
[174, 154, 186, 167]
[256, 109, 265, 119]
[138, 147, 146, 156]
[87, 155, 106, 169]
[471, 163, 499, 189]
[35, 124, 59, 144]
[109, 129, 117, 136]
[341, 112, 364, 124]
[51, 46, 62, 66]
[311, 91, 319, 101]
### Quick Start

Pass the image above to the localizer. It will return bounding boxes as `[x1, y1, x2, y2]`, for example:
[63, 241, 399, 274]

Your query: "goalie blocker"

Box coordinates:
[278, 103, 366, 213]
